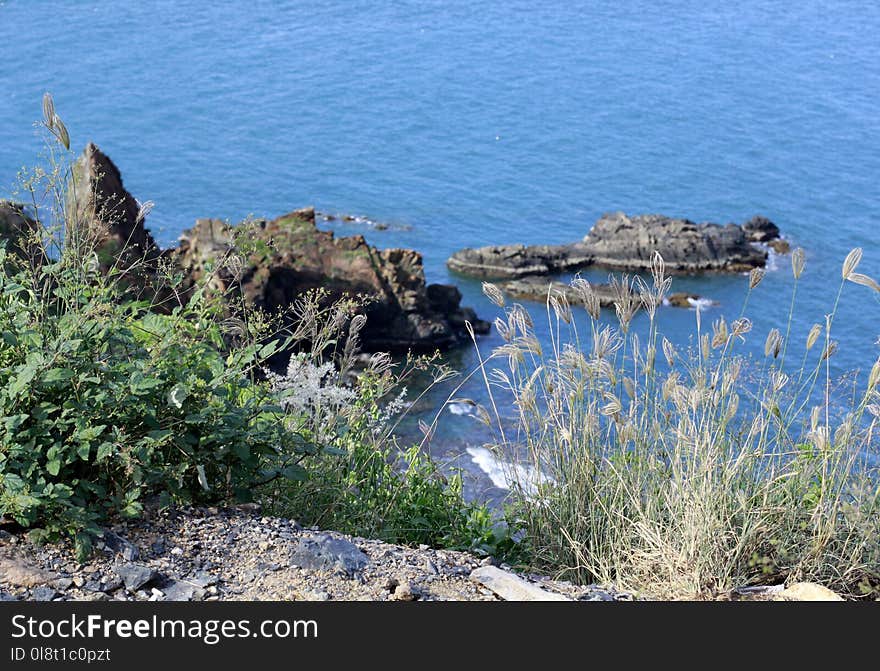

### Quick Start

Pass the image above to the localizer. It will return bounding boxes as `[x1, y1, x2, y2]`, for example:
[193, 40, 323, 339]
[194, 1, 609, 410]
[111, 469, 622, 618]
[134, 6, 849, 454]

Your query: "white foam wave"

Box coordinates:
[465, 446, 553, 497]
[687, 296, 715, 311]
[447, 402, 475, 416]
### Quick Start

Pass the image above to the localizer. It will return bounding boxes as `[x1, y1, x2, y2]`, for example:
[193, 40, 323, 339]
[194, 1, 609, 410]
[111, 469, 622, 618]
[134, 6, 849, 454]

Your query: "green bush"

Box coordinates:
[0, 245, 310, 555]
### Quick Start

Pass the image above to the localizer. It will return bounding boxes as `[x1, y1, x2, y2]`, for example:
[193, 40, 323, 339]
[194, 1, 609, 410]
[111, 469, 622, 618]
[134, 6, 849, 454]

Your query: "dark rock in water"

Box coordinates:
[426, 283, 463, 314]
[768, 238, 791, 254]
[289, 533, 369, 577]
[177, 208, 488, 352]
[448, 242, 594, 280]
[666, 292, 713, 308]
[448, 212, 781, 279]
[742, 215, 781, 243]
[67, 144, 179, 310]
[501, 278, 618, 307]
[580, 212, 768, 273]
[500, 276, 708, 310]
[69, 143, 161, 270]
[0, 201, 44, 267]
[116, 563, 158, 591]
[55, 144, 487, 353]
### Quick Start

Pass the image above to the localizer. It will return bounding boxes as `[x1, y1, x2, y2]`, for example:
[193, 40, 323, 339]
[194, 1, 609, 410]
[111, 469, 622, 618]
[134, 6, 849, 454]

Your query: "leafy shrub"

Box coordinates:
[0, 243, 311, 554]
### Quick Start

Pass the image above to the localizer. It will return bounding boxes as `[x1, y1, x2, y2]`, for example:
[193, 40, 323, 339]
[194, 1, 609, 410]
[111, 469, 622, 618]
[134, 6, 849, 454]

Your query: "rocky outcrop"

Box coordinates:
[447, 243, 594, 280]
[0, 201, 44, 267]
[742, 215, 780, 243]
[579, 212, 769, 273]
[177, 208, 489, 352]
[501, 277, 617, 306]
[69, 143, 161, 269]
[3, 143, 487, 353]
[499, 276, 707, 309]
[448, 212, 783, 280]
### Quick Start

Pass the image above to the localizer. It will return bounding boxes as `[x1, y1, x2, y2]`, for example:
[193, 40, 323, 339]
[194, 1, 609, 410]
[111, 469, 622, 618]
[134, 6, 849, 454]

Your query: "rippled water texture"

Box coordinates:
[2, 1, 879, 497]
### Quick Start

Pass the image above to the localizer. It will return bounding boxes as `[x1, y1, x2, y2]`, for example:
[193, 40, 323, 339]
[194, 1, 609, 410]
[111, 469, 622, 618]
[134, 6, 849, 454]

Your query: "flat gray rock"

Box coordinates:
[289, 534, 369, 577]
[116, 564, 158, 591]
[100, 529, 139, 562]
[161, 580, 198, 601]
[448, 212, 776, 279]
[470, 566, 571, 601]
[32, 586, 59, 601]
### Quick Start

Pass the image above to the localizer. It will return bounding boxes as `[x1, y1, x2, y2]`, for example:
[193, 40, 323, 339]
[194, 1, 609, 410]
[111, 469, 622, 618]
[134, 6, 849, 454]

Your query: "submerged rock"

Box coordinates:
[499, 276, 707, 309]
[448, 212, 781, 280]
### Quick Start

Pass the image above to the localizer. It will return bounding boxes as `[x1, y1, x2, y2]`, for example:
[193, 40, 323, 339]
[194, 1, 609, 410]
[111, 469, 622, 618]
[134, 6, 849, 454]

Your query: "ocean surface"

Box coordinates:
[2, 1, 879, 500]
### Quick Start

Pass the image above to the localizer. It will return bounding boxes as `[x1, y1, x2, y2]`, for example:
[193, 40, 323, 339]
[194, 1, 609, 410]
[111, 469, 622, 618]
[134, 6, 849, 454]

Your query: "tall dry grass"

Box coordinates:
[474, 250, 880, 599]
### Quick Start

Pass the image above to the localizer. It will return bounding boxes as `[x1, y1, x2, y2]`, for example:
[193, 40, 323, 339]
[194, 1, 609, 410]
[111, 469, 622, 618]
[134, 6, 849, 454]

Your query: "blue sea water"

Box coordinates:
[2, 1, 879, 498]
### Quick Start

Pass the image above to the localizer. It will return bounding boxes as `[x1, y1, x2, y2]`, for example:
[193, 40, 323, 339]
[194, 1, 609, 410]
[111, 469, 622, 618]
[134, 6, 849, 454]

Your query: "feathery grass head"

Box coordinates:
[481, 281, 505, 308]
[764, 328, 782, 358]
[806, 323, 823, 350]
[749, 267, 765, 289]
[842, 247, 862, 280]
[571, 275, 600, 320]
[791, 247, 806, 279]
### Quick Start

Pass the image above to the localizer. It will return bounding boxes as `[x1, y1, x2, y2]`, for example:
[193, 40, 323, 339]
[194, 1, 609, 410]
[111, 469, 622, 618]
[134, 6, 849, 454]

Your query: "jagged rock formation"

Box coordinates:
[448, 212, 784, 280]
[2, 144, 488, 352]
[176, 208, 489, 352]
[69, 143, 161, 269]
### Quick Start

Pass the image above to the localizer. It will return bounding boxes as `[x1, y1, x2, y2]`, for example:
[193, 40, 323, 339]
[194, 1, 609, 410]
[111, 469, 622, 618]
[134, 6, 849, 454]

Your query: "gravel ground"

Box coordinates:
[0, 505, 631, 602]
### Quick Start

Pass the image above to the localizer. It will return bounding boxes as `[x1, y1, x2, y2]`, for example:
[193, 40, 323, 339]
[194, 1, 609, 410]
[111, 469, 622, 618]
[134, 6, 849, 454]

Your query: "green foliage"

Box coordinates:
[0, 246, 306, 553]
[264, 371, 499, 551]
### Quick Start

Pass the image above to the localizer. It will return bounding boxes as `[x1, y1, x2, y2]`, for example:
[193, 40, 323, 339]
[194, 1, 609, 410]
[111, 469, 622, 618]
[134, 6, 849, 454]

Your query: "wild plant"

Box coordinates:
[474, 250, 880, 598]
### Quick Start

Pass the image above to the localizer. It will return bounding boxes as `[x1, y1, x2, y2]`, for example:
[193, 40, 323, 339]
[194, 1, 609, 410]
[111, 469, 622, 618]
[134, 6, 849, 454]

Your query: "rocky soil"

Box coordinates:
[448, 212, 787, 279]
[0, 506, 630, 603]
